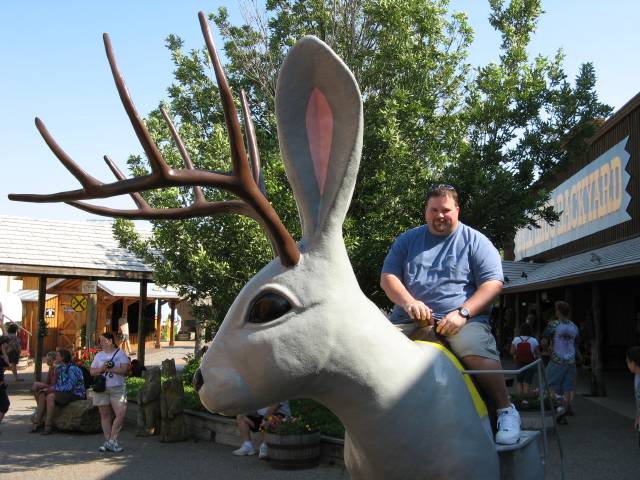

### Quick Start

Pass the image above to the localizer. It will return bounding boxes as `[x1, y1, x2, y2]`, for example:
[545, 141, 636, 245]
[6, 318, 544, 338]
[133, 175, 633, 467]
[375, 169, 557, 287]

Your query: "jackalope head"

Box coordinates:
[9, 12, 365, 414]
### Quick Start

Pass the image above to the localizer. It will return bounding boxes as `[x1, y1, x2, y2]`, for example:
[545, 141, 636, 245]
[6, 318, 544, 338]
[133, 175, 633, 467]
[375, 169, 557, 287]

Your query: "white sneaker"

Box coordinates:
[496, 404, 521, 445]
[107, 439, 124, 453]
[232, 442, 256, 456]
[258, 442, 268, 459]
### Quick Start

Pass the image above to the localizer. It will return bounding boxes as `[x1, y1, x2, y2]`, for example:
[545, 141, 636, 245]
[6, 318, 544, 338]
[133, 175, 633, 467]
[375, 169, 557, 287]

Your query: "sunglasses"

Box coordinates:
[429, 184, 455, 191]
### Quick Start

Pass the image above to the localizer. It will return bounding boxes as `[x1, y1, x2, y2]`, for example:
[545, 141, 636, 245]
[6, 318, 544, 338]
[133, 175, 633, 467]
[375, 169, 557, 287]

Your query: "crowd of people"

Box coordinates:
[0, 326, 130, 451]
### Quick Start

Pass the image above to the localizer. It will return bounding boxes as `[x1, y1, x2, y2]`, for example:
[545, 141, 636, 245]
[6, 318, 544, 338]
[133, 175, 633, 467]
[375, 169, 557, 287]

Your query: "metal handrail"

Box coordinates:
[463, 359, 565, 480]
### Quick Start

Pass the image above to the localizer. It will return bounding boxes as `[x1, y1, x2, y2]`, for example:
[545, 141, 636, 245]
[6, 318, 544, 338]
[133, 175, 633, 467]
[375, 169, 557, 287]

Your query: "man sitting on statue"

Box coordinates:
[381, 184, 521, 445]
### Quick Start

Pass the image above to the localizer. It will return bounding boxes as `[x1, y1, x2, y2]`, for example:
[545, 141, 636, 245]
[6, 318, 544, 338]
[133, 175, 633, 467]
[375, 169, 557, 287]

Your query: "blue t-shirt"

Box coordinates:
[382, 223, 503, 324]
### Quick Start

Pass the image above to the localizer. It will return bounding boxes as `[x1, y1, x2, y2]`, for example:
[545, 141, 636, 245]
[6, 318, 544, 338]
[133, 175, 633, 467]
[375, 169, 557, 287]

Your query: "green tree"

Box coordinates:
[444, 0, 612, 256]
[113, 0, 611, 320]
[214, 0, 474, 303]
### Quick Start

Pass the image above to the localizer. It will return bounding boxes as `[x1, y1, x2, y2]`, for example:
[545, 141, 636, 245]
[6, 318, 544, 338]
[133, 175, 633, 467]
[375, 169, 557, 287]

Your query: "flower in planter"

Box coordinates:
[73, 347, 98, 369]
[261, 415, 317, 435]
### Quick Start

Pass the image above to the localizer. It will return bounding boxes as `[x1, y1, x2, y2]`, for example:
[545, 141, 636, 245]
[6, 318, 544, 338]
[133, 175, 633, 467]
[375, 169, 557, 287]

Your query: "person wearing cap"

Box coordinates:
[380, 184, 520, 445]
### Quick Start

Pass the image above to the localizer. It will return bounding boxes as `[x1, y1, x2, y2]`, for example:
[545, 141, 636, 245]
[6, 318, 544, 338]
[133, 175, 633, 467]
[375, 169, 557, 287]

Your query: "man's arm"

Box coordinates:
[436, 279, 502, 335]
[380, 272, 432, 324]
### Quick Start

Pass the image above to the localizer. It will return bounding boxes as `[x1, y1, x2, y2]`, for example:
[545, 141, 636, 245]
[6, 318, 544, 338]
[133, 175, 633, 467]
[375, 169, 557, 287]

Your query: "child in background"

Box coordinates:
[5, 323, 23, 381]
[625, 346, 640, 440]
[510, 322, 540, 394]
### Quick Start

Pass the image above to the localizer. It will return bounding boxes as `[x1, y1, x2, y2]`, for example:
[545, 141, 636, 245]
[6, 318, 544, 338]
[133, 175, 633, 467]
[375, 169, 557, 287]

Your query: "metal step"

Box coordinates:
[497, 430, 544, 479]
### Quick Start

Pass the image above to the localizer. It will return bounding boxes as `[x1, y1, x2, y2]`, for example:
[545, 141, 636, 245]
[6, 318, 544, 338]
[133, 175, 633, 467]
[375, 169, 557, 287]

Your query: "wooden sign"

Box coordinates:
[82, 281, 98, 294]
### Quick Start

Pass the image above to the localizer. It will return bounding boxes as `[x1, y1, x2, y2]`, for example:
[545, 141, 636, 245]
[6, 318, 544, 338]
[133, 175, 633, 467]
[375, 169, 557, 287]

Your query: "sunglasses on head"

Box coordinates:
[429, 184, 455, 191]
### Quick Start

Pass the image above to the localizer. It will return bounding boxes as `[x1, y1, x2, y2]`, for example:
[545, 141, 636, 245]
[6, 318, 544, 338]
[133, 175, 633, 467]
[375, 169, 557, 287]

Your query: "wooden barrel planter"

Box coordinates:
[264, 431, 321, 470]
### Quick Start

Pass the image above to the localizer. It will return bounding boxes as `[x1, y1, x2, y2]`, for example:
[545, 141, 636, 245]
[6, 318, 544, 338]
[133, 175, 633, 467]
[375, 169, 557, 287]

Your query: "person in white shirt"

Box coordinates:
[510, 322, 540, 394]
[90, 332, 130, 453]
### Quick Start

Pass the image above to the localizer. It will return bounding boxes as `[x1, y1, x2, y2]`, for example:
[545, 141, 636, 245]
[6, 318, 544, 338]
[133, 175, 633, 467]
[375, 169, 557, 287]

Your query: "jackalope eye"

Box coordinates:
[248, 292, 292, 324]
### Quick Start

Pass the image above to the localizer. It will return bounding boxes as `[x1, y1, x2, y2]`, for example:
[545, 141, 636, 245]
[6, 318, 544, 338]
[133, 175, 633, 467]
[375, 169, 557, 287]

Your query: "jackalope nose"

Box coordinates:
[194, 368, 204, 392]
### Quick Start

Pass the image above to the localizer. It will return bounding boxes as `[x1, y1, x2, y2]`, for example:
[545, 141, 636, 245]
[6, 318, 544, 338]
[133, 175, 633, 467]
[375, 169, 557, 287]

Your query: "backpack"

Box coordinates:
[7, 336, 21, 354]
[78, 365, 93, 390]
[515, 337, 534, 364]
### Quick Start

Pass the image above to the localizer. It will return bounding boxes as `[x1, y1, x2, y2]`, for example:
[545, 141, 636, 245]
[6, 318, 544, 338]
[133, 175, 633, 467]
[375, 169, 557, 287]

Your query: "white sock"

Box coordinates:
[243, 441, 253, 448]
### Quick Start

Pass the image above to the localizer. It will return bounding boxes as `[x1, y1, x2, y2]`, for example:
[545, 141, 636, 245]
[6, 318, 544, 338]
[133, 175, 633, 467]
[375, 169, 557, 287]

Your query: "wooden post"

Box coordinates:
[590, 282, 606, 396]
[169, 301, 176, 347]
[34, 275, 47, 381]
[86, 291, 97, 349]
[535, 291, 541, 334]
[137, 281, 148, 366]
[155, 299, 163, 349]
[514, 293, 521, 334]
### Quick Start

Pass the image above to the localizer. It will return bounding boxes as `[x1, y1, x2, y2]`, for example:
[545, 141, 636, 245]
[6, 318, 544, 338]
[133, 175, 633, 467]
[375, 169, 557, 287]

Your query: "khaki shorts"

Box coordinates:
[92, 384, 127, 407]
[446, 321, 500, 361]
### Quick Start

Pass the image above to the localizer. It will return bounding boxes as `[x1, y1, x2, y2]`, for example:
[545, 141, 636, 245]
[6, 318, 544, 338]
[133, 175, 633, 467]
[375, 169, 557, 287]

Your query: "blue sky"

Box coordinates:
[1, 1, 638, 221]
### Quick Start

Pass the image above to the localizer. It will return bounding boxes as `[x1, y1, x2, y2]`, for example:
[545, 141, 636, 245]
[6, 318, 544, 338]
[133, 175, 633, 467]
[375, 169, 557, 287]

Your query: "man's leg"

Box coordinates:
[447, 323, 520, 445]
[11, 362, 21, 381]
[233, 415, 257, 455]
[462, 355, 511, 410]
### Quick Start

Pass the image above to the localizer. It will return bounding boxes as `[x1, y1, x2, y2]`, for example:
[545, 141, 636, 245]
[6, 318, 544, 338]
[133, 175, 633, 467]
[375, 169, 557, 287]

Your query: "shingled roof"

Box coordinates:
[0, 216, 153, 280]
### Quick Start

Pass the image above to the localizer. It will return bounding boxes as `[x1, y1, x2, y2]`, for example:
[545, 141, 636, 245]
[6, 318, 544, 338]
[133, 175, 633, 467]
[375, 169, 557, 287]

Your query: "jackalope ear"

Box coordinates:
[276, 36, 363, 248]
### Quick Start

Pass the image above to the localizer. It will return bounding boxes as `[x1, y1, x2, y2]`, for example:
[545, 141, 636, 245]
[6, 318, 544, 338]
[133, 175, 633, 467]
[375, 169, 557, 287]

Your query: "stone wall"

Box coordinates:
[125, 400, 344, 465]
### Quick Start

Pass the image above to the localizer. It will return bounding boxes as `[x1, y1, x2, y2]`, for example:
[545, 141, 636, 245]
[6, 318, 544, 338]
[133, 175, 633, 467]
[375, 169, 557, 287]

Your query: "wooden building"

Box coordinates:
[500, 92, 640, 394]
[19, 278, 180, 354]
[0, 217, 182, 378]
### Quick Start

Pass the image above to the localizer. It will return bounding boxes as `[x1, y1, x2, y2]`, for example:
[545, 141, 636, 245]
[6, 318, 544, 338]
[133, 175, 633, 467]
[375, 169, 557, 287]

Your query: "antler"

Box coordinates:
[9, 11, 299, 267]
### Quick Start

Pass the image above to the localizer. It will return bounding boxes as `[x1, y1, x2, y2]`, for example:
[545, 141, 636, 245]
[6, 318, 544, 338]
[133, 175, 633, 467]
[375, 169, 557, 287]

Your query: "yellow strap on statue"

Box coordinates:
[416, 340, 488, 418]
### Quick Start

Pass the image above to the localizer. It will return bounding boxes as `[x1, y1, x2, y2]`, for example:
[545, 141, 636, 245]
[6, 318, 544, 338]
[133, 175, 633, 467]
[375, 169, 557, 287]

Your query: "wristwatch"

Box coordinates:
[457, 307, 471, 320]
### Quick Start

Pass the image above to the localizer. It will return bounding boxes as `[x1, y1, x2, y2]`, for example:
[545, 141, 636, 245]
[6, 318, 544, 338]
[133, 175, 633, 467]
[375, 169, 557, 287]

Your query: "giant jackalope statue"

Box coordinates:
[11, 12, 502, 479]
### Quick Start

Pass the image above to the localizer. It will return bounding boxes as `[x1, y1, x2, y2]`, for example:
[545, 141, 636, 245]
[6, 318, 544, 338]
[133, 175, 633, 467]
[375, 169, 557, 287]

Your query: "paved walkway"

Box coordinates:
[1, 345, 639, 479]
[0, 342, 347, 479]
[509, 362, 640, 480]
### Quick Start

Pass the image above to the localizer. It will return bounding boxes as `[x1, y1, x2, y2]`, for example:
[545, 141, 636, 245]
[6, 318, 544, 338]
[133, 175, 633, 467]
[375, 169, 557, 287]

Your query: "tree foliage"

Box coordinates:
[444, 0, 612, 255]
[113, 0, 612, 320]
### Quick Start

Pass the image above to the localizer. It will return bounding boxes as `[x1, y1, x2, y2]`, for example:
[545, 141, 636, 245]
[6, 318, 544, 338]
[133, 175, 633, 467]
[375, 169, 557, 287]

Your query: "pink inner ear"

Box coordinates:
[305, 87, 333, 196]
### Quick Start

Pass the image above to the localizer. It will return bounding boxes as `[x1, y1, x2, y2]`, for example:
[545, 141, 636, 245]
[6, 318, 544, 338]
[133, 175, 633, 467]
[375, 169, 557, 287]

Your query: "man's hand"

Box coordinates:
[402, 300, 433, 326]
[436, 310, 467, 336]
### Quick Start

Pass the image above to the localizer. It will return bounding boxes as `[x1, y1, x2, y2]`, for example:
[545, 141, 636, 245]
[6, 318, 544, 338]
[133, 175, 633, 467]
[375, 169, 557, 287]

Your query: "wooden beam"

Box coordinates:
[0, 264, 153, 281]
[86, 281, 98, 349]
[155, 299, 163, 349]
[137, 281, 148, 366]
[34, 275, 47, 381]
[169, 301, 176, 347]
